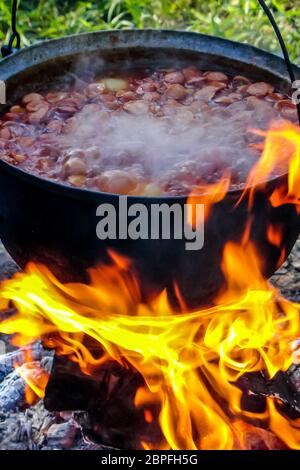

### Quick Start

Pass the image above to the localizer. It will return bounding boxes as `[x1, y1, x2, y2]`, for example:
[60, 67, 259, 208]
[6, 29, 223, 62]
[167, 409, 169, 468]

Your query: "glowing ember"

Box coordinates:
[0, 120, 299, 449]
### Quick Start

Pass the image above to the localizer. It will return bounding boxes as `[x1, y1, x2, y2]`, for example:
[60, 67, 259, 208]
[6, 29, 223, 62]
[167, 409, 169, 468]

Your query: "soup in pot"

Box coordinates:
[0, 66, 297, 196]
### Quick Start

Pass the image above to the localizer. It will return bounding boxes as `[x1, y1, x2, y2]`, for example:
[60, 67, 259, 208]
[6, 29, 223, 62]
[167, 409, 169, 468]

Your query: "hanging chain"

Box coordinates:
[1, 0, 21, 58]
[258, 0, 300, 123]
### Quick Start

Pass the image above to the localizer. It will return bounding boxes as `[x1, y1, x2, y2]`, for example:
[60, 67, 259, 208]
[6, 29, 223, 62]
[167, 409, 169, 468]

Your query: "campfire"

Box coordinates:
[0, 120, 299, 450]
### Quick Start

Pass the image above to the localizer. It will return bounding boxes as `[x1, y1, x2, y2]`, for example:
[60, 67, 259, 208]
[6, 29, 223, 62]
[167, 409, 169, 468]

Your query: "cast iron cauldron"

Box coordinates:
[0, 30, 299, 307]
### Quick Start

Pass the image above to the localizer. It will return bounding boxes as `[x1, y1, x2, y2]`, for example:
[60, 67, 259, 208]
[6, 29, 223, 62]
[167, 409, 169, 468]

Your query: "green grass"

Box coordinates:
[0, 0, 299, 62]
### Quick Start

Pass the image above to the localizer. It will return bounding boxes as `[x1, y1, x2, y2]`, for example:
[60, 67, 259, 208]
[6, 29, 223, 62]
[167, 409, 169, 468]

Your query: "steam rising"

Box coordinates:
[2, 54, 289, 194]
[58, 102, 263, 187]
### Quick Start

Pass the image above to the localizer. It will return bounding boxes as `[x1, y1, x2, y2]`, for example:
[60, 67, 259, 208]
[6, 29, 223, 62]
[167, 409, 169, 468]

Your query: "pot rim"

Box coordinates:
[0, 28, 299, 79]
[0, 28, 297, 204]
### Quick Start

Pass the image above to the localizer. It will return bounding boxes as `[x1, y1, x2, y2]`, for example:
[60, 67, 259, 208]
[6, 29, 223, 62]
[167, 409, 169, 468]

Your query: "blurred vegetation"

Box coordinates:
[0, 0, 299, 62]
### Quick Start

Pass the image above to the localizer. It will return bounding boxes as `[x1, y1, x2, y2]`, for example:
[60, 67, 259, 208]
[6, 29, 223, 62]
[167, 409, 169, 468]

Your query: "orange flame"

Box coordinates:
[187, 170, 231, 227]
[16, 363, 49, 405]
[241, 120, 300, 210]
[267, 224, 283, 247]
[13, 347, 49, 405]
[0, 240, 299, 449]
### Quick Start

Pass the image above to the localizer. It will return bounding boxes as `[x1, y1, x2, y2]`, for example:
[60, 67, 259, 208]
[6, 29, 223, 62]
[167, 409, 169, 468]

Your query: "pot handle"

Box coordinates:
[1, 1, 299, 120]
[0, 1, 296, 72]
[1, 1, 297, 77]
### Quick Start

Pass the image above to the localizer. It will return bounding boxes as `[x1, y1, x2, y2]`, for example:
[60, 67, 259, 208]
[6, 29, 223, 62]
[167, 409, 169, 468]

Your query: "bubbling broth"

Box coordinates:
[0, 66, 297, 196]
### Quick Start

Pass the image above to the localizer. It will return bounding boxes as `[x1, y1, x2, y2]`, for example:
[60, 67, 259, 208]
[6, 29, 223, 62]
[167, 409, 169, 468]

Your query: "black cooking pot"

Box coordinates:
[0, 29, 299, 307]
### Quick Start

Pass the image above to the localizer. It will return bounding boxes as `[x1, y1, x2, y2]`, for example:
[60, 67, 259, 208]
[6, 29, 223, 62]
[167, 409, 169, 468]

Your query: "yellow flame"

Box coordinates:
[0, 240, 299, 449]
